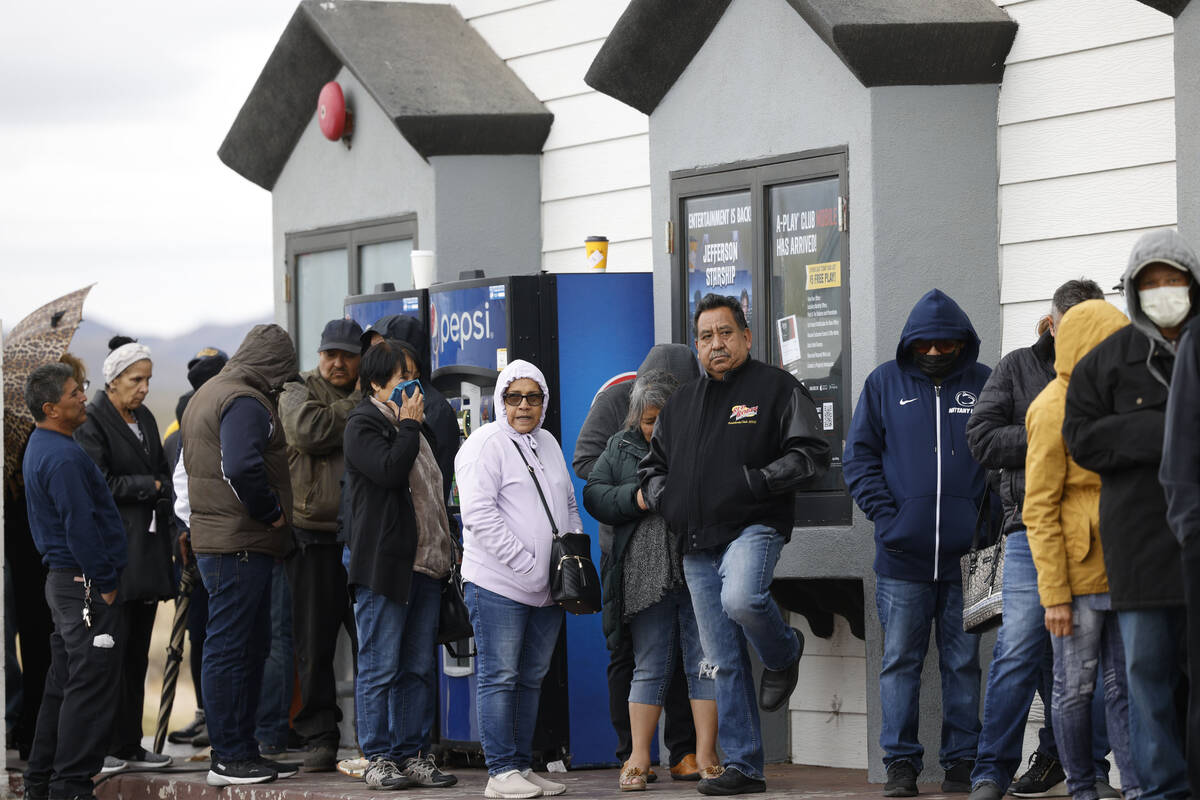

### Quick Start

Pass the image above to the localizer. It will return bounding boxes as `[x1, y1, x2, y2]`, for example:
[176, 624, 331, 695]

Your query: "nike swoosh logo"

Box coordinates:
[899, 398, 918, 406]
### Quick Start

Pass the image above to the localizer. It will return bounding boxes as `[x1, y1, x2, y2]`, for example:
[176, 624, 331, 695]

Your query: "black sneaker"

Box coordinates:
[255, 755, 300, 779]
[758, 628, 805, 712]
[302, 743, 338, 772]
[942, 760, 973, 793]
[697, 766, 766, 795]
[168, 711, 207, 745]
[207, 759, 278, 786]
[884, 760, 919, 797]
[1010, 752, 1067, 798]
[967, 781, 1002, 800]
[402, 754, 458, 787]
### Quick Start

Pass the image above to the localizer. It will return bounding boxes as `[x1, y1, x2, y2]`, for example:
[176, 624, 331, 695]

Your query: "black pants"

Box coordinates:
[1183, 536, 1200, 797]
[109, 600, 157, 755]
[284, 535, 356, 746]
[186, 574, 208, 708]
[26, 572, 125, 799]
[608, 630, 697, 766]
[5, 487, 53, 757]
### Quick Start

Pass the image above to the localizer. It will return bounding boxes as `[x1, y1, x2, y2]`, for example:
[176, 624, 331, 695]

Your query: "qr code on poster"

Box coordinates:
[822, 402, 833, 431]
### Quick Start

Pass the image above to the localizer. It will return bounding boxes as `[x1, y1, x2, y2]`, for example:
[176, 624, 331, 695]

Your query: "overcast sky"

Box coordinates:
[0, 1, 302, 337]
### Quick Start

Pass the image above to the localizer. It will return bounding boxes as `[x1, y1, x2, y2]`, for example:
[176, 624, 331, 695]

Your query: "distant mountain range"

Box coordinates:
[69, 317, 271, 434]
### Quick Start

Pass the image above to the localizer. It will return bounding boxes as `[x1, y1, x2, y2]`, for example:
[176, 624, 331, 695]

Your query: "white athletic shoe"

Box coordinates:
[485, 769, 543, 799]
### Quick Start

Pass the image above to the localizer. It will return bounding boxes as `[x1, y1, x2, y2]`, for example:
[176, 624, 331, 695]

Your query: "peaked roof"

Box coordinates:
[1134, 0, 1191, 15]
[585, 0, 1018, 115]
[220, 1, 552, 190]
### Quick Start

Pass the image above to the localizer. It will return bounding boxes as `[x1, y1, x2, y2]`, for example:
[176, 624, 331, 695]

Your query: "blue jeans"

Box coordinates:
[1116, 608, 1188, 800]
[255, 561, 293, 747]
[353, 574, 441, 761]
[198, 552, 274, 762]
[628, 588, 714, 704]
[1050, 596, 1140, 800]
[973, 533, 1110, 790]
[875, 574, 981, 773]
[682, 525, 801, 780]
[465, 582, 563, 776]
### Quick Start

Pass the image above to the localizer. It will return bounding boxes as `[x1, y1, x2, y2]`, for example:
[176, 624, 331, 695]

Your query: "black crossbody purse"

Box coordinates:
[510, 439, 602, 615]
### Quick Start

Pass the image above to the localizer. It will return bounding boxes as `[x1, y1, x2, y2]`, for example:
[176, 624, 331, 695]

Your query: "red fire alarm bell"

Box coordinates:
[318, 81, 353, 146]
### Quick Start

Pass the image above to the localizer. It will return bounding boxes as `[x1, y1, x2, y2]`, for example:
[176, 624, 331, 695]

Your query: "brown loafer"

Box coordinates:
[671, 754, 701, 781]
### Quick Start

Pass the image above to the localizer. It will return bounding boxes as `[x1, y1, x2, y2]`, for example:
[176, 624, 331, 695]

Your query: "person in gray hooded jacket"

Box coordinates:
[1063, 228, 1200, 800]
[572, 344, 701, 780]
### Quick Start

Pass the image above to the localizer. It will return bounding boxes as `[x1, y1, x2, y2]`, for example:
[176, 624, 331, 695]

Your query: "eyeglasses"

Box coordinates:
[81, 380, 90, 392]
[502, 392, 544, 407]
[910, 339, 961, 355]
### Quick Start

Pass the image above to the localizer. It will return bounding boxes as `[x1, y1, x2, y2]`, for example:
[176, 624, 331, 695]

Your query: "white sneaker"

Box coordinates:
[521, 769, 566, 796]
[485, 769, 543, 799]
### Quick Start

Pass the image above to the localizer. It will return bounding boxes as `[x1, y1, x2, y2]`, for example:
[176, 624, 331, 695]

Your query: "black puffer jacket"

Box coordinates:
[75, 391, 174, 601]
[583, 427, 652, 649]
[965, 331, 1055, 536]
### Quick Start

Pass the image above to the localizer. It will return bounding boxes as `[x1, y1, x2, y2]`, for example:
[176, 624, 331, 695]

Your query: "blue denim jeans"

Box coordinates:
[875, 574, 981, 773]
[682, 525, 801, 780]
[972, 533, 1110, 790]
[464, 582, 563, 776]
[255, 561, 293, 748]
[1050, 595, 1140, 800]
[353, 574, 441, 761]
[197, 551, 274, 762]
[628, 588, 714, 704]
[1116, 608, 1188, 800]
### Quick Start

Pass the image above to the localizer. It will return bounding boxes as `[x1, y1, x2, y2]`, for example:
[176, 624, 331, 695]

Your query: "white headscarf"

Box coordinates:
[103, 342, 152, 385]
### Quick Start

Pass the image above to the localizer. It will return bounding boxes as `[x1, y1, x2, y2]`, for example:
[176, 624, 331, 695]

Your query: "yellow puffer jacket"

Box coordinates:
[1024, 300, 1129, 607]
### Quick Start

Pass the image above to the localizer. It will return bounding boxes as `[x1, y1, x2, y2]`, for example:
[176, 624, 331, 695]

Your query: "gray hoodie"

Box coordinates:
[1122, 228, 1200, 384]
[572, 343, 700, 554]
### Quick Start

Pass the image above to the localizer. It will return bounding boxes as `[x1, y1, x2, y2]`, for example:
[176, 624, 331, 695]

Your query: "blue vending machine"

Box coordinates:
[343, 286, 429, 336]
[428, 272, 654, 768]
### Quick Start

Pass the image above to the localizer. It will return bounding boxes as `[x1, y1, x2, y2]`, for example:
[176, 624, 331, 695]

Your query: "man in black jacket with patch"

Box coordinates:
[1064, 229, 1200, 800]
[964, 279, 1113, 800]
[640, 294, 830, 796]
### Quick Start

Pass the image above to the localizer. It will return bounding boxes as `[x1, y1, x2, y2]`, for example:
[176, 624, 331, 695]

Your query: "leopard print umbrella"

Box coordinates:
[3, 284, 94, 483]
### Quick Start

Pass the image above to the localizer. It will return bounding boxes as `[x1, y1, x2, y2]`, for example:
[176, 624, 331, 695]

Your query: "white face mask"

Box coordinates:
[1138, 285, 1192, 329]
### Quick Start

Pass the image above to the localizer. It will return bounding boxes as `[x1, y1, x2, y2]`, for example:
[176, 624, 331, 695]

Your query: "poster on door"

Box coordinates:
[683, 190, 754, 339]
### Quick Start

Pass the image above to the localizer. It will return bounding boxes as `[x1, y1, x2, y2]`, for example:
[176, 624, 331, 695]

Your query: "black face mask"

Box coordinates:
[914, 352, 959, 379]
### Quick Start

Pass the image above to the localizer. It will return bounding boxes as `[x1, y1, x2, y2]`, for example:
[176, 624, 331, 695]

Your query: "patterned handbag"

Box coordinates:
[960, 493, 1005, 634]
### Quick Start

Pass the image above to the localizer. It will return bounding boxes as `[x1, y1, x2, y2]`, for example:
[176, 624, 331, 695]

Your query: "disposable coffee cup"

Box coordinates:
[585, 236, 609, 270]
[411, 250, 436, 289]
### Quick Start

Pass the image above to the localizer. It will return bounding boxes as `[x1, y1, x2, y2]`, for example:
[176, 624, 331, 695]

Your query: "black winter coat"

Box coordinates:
[583, 427, 650, 649]
[1063, 325, 1183, 609]
[343, 398, 421, 605]
[75, 392, 174, 602]
[965, 331, 1055, 536]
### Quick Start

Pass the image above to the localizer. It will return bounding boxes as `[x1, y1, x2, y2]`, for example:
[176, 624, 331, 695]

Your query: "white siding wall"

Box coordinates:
[995, 0, 1176, 353]
[405, 0, 652, 274]
[788, 613, 869, 768]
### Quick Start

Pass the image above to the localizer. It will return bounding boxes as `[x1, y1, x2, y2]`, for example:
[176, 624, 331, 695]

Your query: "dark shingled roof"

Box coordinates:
[1134, 0, 1191, 15]
[585, 0, 1018, 115]
[219, 1, 553, 190]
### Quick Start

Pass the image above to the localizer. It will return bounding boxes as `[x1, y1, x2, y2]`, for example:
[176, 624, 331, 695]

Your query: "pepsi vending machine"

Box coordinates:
[429, 272, 654, 767]
[343, 286, 429, 337]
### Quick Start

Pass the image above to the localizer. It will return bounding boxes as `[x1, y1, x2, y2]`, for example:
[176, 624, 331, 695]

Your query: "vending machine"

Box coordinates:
[344, 272, 653, 767]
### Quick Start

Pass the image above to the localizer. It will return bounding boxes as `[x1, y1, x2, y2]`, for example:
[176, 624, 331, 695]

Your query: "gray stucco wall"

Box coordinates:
[271, 65, 437, 328]
[648, 0, 1002, 781]
[1177, 3, 1200, 245]
[429, 154, 543, 279]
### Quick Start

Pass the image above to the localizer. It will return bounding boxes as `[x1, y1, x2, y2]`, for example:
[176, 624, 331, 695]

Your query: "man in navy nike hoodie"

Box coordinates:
[843, 289, 991, 797]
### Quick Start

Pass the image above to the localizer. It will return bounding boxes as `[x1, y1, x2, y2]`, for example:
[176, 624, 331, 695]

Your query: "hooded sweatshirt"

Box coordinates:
[843, 289, 992, 582]
[1024, 300, 1129, 607]
[455, 360, 581, 607]
[1063, 229, 1200, 609]
[360, 314, 460, 503]
[572, 343, 700, 555]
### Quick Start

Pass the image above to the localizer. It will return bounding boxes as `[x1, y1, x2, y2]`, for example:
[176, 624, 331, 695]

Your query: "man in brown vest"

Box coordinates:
[178, 324, 299, 787]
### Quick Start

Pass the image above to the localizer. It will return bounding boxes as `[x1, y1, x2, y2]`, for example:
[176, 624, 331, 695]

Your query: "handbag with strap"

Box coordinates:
[960, 492, 1005, 634]
[510, 439, 602, 615]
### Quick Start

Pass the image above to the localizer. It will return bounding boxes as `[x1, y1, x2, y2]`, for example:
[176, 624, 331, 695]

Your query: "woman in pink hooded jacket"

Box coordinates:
[456, 360, 579, 799]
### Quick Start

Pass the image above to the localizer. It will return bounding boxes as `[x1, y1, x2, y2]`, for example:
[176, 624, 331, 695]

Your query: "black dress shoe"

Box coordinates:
[697, 767, 766, 796]
[758, 627, 804, 712]
[884, 760, 919, 797]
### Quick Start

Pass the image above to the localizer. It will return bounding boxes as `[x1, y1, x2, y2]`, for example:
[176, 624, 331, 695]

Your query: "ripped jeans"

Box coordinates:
[1050, 595, 1141, 800]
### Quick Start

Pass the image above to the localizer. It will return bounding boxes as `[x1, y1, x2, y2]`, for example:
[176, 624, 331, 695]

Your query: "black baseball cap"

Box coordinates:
[318, 318, 364, 354]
